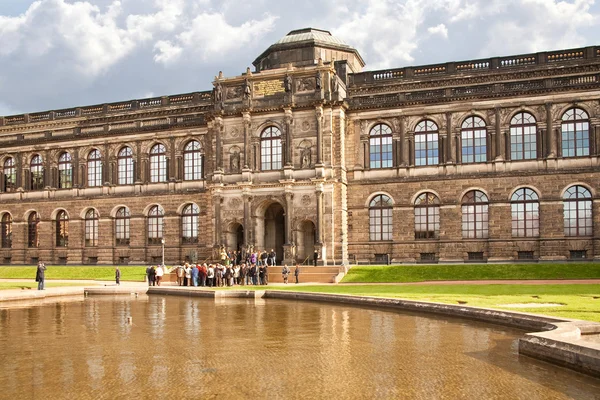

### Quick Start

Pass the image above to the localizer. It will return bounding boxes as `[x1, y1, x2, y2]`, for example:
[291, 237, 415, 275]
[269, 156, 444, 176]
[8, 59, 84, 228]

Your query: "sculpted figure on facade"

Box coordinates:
[284, 75, 293, 93]
[243, 79, 252, 99]
[230, 151, 240, 173]
[315, 72, 322, 90]
[301, 147, 312, 168]
[213, 82, 223, 103]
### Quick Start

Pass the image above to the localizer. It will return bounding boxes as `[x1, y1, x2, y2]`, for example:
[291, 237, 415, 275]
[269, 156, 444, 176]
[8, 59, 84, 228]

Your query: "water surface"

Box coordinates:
[0, 296, 599, 399]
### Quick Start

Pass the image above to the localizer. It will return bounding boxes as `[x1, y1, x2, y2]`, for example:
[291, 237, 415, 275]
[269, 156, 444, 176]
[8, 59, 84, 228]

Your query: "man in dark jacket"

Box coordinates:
[35, 261, 46, 290]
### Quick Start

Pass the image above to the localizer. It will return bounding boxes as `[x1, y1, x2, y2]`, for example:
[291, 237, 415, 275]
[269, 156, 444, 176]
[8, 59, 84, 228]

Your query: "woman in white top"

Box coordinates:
[207, 265, 215, 287]
[184, 265, 192, 287]
[155, 265, 164, 286]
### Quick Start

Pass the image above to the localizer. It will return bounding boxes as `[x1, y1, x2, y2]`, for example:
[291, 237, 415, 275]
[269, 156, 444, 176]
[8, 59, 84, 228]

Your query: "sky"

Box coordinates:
[0, 0, 598, 116]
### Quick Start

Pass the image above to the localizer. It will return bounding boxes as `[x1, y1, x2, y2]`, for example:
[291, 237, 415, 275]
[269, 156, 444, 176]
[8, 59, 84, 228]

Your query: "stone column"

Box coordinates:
[214, 192, 222, 246]
[169, 137, 176, 180]
[284, 108, 293, 167]
[135, 142, 142, 183]
[15, 152, 22, 190]
[214, 117, 224, 171]
[446, 112, 455, 164]
[243, 112, 251, 169]
[353, 120, 363, 169]
[243, 191, 251, 246]
[546, 102, 557, 158]
[315, 183, 324, 245]
[316, 106, 324, 165]
[594, 125, 600, 156]
[283, 189, 295, 264]
[398, 117, 406, 166]
[495, 107, 505, 160]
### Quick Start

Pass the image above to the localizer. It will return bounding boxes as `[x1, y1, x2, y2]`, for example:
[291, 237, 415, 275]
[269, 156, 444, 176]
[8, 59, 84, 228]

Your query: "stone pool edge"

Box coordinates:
[2, 286, 599, 378]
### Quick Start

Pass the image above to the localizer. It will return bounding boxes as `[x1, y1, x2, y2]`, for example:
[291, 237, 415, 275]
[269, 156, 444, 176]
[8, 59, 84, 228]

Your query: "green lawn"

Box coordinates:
[268, 284, 600, 322]
[342, 263, 600, 283]
[0, 282, 91, 290]
[0, 266, 147, 281]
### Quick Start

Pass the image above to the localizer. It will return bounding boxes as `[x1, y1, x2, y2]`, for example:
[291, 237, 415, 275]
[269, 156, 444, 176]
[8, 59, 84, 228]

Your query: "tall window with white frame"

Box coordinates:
[3, 157, 16, 192]
[563, 185, 593, 236]
[150, 144, 167, 183]
[414, 192, 440, 239]
[184, 140, 203, 180]
[414, 120, 439, 166]
[510, 112, 537, 160]
[85, 209, 99, 247]
[511, 188, 540, 237]
[461, 116, 487, 163]
[1, 213, 12, 248]
[58, 152, 73, 189]
[115, 207, 130, 246]
[118, 147, 134, 185]
[87, 150, 102, 187]
[56, 210, 69, 247]
[260, 127, 282, 170]
[182, 204, 199, 244]
[561, 108, 590, 157]
[148, 205, 164, 245]
[369, 194, 393, 241]
[461, 190, 489, 239]
[31, 155, 44, 190]
[369, 123, 393, 168]
[28, 212, 39, 248]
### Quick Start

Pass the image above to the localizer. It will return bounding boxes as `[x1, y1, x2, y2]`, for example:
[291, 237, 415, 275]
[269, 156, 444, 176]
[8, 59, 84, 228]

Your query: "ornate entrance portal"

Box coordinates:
[257, 202, 285, 264]
[296, 220, 316, 264]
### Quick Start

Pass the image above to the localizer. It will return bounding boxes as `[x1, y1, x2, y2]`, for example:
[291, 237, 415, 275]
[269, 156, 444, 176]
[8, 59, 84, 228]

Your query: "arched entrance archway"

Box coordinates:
[256, 202, 285, 264]
[296, 220, 316, 263]
[226, 223, 244, 252]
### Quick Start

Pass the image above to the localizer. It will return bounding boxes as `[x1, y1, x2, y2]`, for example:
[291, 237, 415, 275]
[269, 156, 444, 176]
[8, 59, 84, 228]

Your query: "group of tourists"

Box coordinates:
[146, 265, 166, 286]
[219, 247, 279, 268]
[173, 262, 300, 287]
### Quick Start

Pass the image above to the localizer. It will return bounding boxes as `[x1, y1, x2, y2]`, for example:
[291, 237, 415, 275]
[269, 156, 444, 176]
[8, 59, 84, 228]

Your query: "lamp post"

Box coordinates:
[161, 238, 165, 267]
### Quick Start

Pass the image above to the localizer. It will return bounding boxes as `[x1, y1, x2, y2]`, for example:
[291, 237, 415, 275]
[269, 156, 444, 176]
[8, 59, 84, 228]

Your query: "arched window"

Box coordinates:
[84, 209, 98, 247]
[369, 194, 393, 241]
[28, 212, 39, 248]
[414, 192, 440, 239]
[461, 116, 487, 163]
[510, 112, 537, 160]
[115, 207, 130, 246]
[31, 154, 44, 190]
[118, 147, 134, 185]
[58, 152, 73, 189]
[260, 126, 282, 171]
[1, 214, 12, 248]
[182, 204, 199, 244]
[3, 157, 16, 192]
[56, 210, 69, 247]
[87, 149, 102, 187]
[148, 205, 164, 245]
[511, 188, 539, 237]
[150, 144, 167, 183]
[561, 108, 590, 157]
[369, 124, 393, 168]
[563, 186, 593, 236]
[184, 140, 203, 180]
[462, 190, 489, 239]
[415, 120, 439, 166]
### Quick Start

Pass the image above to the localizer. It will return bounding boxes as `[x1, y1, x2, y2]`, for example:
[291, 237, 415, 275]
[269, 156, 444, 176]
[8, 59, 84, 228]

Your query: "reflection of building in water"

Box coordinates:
[0, 28, 598, 265]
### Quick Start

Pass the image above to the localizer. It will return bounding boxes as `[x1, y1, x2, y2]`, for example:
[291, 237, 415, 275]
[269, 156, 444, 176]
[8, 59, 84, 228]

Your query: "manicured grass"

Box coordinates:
[269, 284, 600, 322]
[0, 266, 147, 281]
[342, 263, 600, 283]
[0, 282, 90, 290]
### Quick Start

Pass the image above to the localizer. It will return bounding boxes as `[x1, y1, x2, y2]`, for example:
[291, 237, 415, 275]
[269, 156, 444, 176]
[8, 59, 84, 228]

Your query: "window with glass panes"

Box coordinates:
[150, 144, 167, 183]
[461, 190, 489, 238]
[1, 213, 12, 248]
[58, 152, 73, 189]
[414, 120, 439, 166]
[511, 188, 539, 237]
[31, 155, 44, 190]
[369, 194, 393, 241]
[118, 147, 134, 185]
[260, 127, 282, 170]
[563, 186, 593, 236]
[369, 124, 393, 168]
[3, 158, 16, 192]
[115, 207, 130, 246]
[184, 141, 203, 180]
[28, 212, 39, 248]
[56, 210, 69, 247]
[510, 112, 537, 160]
[414, 192, 440, 239]
[461, 116, 487, 163]
[148, 205, 164, 245]
[182, 204, 199, 244]
[87, 150, 102, 187]
[85, 209, 98, 247]
[561, 108, 590, 157]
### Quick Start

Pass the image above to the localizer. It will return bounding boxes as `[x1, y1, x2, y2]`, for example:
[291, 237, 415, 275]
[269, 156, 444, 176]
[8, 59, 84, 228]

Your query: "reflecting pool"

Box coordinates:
[0, 296, 599, 399]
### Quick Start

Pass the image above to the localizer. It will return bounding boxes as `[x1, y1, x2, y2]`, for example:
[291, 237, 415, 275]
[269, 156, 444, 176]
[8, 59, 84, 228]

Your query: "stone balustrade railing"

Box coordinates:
[349, 45, 600, 85]
[0, 91, 213, 127]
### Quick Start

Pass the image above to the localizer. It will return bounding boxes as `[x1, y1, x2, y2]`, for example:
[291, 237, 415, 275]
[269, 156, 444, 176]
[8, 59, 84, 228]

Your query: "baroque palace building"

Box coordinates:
[0, 28, 599, 265]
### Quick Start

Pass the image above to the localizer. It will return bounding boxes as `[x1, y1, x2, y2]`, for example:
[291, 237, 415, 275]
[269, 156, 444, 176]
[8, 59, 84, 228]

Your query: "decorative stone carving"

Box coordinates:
[243, 79, 252, 99]
[315, 72, 322, 90]
[226, 86, 243, 100]
[229, 198, 242, 209]
[230, 151, 240, 172]
[301, 195, 312, 206]
[301, 120, 311, 132]
[301, 147, 312, 168]
[213, 83, 223, 103]
[284, 75, 293, 93]
[229, 127, 240, 138]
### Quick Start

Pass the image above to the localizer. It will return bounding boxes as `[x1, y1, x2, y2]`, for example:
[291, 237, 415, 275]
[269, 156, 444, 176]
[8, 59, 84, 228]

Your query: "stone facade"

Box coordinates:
[0, 28, 599, 265]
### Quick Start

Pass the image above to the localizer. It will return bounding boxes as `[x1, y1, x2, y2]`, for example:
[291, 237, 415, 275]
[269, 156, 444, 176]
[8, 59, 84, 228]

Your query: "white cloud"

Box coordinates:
[428, 23, 448, 38]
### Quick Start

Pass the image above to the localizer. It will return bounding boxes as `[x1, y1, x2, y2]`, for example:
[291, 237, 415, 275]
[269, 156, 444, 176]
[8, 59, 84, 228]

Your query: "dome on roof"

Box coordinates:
[274, 28, 350, 48]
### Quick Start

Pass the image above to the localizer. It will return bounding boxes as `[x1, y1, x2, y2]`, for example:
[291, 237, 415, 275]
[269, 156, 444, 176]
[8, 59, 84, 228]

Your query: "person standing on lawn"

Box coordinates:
[35, 260, 46, 290]
[294, 264, 300, 284]
[115, 267, 121, 286]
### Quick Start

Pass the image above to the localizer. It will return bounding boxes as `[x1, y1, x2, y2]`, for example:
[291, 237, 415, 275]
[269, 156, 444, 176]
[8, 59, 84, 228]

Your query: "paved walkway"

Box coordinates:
[339, 279, 600, 286]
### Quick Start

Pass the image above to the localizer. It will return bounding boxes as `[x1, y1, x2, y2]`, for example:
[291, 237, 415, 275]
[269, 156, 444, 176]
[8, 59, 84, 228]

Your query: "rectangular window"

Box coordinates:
[118, 158, 134, 185]
[517, 251, 535, 260]
[87, 257, 98, 265]
[374, 254, 389, 264]
[30, 257, 39, 265]
[415, 133, 439, 166]
[118, 256, 130, 265]
[569, 250, 587, 260]
[467, 252, 484, 261]
[420, 253, 436, 262]
[3, 257, 11, 265]
[58, 257, 68, 265]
